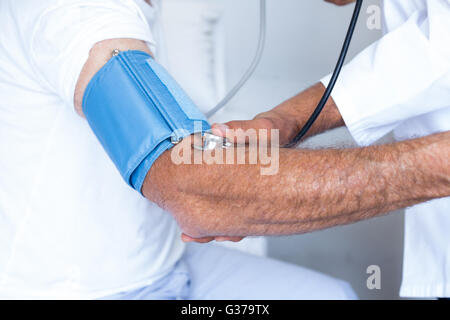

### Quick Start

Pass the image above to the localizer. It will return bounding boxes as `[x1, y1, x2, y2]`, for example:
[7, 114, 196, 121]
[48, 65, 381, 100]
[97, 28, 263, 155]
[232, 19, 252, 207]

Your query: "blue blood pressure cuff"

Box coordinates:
[83, 50, 210, 193]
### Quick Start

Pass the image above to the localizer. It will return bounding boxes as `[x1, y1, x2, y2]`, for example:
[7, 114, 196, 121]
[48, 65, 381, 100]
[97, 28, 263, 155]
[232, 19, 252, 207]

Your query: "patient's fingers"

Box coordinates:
[181, 233, 244, 243]
[212, 118, 277, 145]
[215, 237, 244, 242]
[181, 234, 215, 243]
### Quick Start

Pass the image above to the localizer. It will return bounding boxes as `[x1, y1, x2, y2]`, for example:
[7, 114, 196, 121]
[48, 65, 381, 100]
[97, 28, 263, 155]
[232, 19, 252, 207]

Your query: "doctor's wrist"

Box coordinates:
[264, 82, 344, 142]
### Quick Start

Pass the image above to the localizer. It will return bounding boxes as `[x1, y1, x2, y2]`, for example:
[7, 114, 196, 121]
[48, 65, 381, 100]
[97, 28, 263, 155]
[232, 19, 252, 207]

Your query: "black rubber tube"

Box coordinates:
[285, 0, 364, 148]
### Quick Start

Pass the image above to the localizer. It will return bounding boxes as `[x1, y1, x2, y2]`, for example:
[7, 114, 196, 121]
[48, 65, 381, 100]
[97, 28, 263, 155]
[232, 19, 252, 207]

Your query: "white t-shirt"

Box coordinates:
[0, 0, 185, 299]
[323, 0, 450, 297]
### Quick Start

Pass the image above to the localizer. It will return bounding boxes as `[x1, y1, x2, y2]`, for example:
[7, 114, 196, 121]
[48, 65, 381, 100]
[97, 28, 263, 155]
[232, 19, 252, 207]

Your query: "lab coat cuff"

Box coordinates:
[320, 73, 387, 147]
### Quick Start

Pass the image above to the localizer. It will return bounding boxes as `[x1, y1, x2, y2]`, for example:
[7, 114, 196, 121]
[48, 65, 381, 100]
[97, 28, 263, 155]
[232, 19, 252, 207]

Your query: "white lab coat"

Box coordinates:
[323, 0, 450, 297]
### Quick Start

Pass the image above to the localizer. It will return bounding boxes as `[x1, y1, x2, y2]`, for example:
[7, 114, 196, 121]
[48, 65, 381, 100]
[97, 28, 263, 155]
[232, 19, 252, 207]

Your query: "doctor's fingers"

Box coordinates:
[324, 0, 356, 6]
[212, 116, 295, 147]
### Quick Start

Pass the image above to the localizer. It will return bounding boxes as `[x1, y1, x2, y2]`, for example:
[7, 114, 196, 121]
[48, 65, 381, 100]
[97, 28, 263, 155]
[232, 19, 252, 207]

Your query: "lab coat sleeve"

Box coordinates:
[322, 1, 450, 146]
[29, 0, 156, 109]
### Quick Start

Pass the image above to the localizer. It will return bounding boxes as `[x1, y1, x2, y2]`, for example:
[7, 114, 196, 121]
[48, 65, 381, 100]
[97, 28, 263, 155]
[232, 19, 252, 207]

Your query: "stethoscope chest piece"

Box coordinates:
[192, 132, 233, 151]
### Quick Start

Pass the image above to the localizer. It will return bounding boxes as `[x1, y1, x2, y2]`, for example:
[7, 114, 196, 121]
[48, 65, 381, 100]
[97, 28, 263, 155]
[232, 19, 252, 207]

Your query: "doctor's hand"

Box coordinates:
[214, 111, 299, 147]
[214, 83, 344, 147]
[324, 0, 356, 6]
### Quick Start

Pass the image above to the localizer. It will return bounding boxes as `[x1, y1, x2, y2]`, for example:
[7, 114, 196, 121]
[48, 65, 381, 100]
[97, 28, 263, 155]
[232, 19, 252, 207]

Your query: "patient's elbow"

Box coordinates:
[172, 205, 225, 238]
[141, 169, 220, 237]
[142, 148, 243, 237]
[173, 197, 251, 238]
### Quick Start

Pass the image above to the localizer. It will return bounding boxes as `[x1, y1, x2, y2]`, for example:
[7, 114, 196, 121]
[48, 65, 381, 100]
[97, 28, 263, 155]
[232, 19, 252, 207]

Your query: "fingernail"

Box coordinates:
[211, 123, 229, 137]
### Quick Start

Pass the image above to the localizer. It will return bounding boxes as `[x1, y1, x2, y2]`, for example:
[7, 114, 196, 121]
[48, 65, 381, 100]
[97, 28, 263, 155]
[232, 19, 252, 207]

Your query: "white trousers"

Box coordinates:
[103, 243, 357, 300]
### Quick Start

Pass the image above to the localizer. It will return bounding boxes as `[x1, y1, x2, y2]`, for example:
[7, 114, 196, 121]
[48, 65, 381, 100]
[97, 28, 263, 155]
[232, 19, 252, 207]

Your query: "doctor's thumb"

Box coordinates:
[212, 118, 279, 145]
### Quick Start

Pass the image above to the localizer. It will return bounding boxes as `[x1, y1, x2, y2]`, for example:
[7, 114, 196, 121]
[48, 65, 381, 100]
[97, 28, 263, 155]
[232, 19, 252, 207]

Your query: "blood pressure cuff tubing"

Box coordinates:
[82, 50, 210, 193]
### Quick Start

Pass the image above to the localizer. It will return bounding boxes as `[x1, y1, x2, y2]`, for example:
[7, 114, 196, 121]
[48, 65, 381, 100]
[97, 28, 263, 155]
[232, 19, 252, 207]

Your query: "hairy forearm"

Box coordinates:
[144, 131, 450, 237]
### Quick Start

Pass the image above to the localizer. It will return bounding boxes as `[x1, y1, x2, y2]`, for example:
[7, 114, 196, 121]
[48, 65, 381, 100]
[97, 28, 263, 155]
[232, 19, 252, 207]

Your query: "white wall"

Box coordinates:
[212, 0, 406, 300]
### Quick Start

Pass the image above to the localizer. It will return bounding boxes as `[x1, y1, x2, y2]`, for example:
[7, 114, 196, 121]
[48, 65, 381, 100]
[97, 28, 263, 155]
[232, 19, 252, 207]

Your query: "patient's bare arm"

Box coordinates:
[75, 38, 450, 240]
[144, 130, 450, 238]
